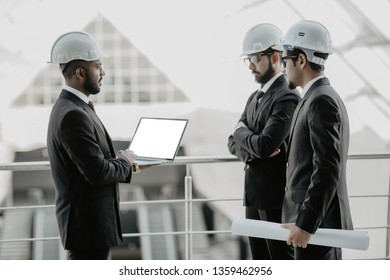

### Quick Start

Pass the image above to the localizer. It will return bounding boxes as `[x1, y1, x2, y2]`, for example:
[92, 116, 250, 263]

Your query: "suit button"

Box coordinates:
[285, 187, 288, 192]
[286, 162, 289, 167]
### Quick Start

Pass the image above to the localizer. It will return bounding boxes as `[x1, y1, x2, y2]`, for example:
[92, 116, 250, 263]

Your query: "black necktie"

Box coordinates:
[87, 101, 107, 137]
[88, 101, 95, 112]
[257, 90, 265, 101]
[255, 90, 265, 109]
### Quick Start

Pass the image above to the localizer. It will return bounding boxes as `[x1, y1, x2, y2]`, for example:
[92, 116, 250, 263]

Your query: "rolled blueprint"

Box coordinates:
[231, 218, 369, 250]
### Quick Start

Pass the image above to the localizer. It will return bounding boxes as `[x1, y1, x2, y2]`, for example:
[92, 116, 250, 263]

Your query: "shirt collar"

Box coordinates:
[300, 75, 326, 98]
[63, 85, 89, 104]
[260, 72, 284, 93]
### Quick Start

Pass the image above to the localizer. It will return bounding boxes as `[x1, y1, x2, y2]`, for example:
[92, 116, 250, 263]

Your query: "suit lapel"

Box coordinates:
[84, 103, 115, 156]
[60, 90, 115, 157]
[286, 77, 330, 158]
[256, 75, 286, 114]
[256, 92, 272, 113]
[286, 97, 306, 161]
[84, 102, 106, 135]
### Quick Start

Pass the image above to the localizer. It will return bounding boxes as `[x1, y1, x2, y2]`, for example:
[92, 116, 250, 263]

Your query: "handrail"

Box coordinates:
[1, 153, 389, 171]
[0, 155, 239, 171]
[347, 153, 390, 160]
[0, 155, 242, 260]
[0, 154, 390, 260]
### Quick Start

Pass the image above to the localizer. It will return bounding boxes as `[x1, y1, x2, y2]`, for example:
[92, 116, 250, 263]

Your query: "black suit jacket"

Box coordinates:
[282, 77, 353, 234]
[47, 90, 132, 250]
[228, 75, 300, 210]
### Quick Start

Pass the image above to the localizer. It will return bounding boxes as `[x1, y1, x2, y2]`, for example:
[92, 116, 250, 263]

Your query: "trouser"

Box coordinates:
[246, 206, 292, 260]
[68, 248, 110, 260]
[291, 245, 342, 260]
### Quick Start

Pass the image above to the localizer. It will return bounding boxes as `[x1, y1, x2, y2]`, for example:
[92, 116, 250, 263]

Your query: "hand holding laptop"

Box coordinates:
[117, 148, 137, 164]
[117, 149, 152, 174]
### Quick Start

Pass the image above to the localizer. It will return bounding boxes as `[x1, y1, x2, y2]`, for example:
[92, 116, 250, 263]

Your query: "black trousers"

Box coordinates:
[290, 244, 342, 260]
[68, 248, 110, 260]
[246, 206, 292, 260]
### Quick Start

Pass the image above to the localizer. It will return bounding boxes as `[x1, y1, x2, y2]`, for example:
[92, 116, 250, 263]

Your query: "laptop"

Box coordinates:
[128, 117, 188, 165]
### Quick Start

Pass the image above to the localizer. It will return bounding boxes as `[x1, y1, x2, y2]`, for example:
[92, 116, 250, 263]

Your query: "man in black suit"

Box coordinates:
[47, 31, 139, 260]
[281, 20, 353, 259]
[228, 23, 300, 259]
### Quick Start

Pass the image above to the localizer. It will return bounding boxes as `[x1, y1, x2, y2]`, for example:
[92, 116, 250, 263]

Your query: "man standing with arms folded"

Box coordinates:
[47, 31, 140, 260]
[228, 23, 300, 259]
[281, 20, 353, 259]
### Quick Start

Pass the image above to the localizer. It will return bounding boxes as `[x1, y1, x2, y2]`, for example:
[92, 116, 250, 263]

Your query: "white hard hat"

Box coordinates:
[48, 31, 108, 64]
[241, 23, 283, 56]
[283, 20, 333, 65]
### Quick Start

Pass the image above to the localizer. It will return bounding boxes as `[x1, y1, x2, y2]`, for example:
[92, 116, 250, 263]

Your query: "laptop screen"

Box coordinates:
[128, 117, 188, 160]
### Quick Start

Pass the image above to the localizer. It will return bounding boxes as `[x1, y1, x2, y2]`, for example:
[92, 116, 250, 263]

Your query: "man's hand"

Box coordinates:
[118, 149, 137, 165]
[234, 121, 247, 130]
[282, 223, 311, 249]
[269, 148, 281, 158]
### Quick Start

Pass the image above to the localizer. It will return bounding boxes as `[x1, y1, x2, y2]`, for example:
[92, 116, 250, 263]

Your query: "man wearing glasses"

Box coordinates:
[281, 20, 353, 259]
[228, 23, 300, 259]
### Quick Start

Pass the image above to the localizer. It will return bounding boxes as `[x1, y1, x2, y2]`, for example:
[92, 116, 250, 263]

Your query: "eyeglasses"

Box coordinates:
[281, 55, 298, 68]
[243, 53, 270, 67]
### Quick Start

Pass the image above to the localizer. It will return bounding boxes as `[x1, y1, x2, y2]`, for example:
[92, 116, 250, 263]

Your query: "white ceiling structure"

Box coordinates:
[1, 0, 390, 152]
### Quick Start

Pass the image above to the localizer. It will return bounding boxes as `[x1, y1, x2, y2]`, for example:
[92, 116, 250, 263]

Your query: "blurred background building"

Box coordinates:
[0, 0, 390, 260]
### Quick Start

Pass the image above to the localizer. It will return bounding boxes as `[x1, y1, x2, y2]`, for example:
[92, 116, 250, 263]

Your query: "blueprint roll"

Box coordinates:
[231, 218, 369, 250]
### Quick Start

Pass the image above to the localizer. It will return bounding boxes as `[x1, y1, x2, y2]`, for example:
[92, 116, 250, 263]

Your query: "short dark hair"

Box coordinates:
[287, 49, 326, 72]
[264, 47, 282, 56]
[61, 60, 89, 79]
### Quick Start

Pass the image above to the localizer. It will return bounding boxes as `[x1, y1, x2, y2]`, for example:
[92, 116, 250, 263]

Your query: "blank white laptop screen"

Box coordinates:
[128, 117, 188, 164]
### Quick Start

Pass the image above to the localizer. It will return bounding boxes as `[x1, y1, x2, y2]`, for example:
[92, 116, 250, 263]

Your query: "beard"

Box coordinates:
[84, 71, 101, 95]
[255, 60, 274, 85]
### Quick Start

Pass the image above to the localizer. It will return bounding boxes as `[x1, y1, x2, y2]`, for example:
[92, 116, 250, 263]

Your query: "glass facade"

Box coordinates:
[11, 14, 189, 106]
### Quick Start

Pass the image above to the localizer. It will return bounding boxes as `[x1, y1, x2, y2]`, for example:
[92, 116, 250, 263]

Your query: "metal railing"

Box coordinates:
[0, 154, 389, 260]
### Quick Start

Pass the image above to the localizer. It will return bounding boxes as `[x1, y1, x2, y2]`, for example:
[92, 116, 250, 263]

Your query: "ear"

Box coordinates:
[271, 52, 280, 64]
[298, 53, 307, 68]
[74, 67, 85, 79]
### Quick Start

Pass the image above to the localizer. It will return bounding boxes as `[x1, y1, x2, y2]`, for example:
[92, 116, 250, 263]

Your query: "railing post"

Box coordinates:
[386, 174, 390, 259]
[184, 164, 192, 260]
